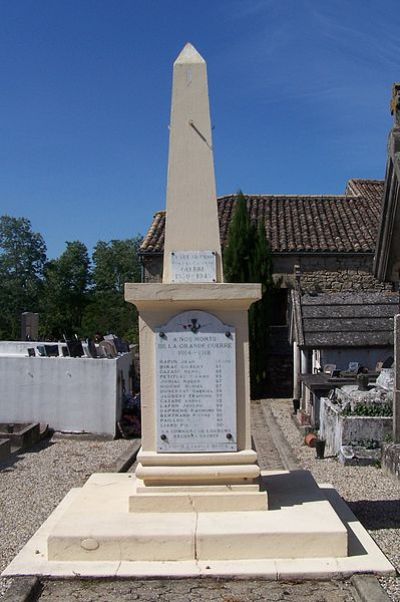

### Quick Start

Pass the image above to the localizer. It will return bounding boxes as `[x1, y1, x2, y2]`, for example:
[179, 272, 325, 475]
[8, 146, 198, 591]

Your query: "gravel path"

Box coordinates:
[0, 435, 132, 598]
[268, 398, 400, 602]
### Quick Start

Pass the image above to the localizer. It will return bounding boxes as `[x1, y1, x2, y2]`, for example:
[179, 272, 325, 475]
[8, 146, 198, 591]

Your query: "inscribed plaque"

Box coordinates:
[156, 310, 237, 452]
[170, 251, 216, 283]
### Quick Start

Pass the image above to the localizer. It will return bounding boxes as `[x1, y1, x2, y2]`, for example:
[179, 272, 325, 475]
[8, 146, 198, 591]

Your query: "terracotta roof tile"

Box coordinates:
[140, 179, 384, 254]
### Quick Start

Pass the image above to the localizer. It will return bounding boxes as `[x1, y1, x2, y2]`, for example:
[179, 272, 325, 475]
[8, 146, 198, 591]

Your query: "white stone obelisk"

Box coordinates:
[124, 43, 262, 492]
[163, 43, 223, 283]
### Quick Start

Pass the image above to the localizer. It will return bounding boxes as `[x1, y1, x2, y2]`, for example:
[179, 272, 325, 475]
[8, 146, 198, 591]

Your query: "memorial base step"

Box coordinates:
[31, 470, 349, 562]
[135, 461, 260, 486]
[133, 478, 266, 511]
[130, 481, 268, 512]
[45, 471, 346, 561]
[137, 448, 258, 466]
[3, 469, 396, 578]
[135, 479, 260, 493]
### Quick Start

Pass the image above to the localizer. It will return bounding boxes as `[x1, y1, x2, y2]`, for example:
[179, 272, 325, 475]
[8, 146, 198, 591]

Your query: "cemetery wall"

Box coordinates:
[0, 351, 133, 436]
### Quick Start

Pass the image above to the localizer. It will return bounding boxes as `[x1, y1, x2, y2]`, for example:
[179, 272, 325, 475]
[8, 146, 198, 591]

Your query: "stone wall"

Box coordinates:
[143, 253, 394, 293]
[141, 254, 163, 283]
[395, 315, 400, 442]
[273, 254, 394, 293]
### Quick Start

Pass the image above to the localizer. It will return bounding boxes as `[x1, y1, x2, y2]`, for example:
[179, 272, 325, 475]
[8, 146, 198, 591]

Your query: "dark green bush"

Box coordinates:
[342, 403, 392, 417]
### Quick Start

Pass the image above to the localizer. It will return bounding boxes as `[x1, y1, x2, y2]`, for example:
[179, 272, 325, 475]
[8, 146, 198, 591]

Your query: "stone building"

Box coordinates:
[140, 178, 389, 292]
[290, 290, 398, 426]
[374, 83, 400, 283]
[139, 177, 393, 396]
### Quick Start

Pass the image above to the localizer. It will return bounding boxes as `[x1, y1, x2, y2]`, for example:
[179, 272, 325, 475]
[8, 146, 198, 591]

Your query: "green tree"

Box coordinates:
[223, 194, 275, 398]
[40, 241, 90, 339]
[223, 191, 254, 282]
[249, 222, 274, 398]
[0, 216, 47, 339]
[81, 237, 142, 342]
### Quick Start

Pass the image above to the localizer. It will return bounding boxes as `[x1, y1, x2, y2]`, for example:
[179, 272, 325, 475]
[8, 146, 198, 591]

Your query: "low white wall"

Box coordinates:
[0, 350, 133, 436]
[0, 341, 67, 355]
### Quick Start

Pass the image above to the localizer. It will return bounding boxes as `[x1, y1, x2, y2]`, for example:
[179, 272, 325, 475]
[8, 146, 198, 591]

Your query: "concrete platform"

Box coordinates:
[2, 470, 395, 579]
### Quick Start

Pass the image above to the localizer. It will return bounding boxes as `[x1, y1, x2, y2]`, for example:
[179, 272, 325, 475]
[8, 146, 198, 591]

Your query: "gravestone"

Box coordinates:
[21, 312, 39, 341]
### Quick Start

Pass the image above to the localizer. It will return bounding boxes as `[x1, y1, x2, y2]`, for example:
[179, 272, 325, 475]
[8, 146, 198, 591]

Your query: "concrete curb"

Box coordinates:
[351, 574, 392, 601]
[108, 439, 141, 473]
[1, 576, 41, 601]
[261, 402, 300, 470]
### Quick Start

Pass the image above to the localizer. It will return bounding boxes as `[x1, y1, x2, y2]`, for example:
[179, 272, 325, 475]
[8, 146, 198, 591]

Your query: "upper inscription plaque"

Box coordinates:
[156, 310, 237, 452]
[170, 251, 217, 283]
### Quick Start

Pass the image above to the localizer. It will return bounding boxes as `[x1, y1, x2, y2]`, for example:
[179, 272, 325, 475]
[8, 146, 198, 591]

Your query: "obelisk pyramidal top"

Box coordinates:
[162, 43, 223, 283]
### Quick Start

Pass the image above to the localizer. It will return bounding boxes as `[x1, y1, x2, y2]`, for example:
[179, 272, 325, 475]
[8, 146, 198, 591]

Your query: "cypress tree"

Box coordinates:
[224, 194, 274, 399]
[223, 191, 254, 283]
[249, 222, 274, 398]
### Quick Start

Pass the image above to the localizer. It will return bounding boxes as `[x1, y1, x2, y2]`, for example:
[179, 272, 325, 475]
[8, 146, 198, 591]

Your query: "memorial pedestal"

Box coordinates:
[125, 282, 265, 502]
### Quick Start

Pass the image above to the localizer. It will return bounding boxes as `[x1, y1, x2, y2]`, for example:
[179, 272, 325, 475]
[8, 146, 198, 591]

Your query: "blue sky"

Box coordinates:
[1, 0, 399, 258]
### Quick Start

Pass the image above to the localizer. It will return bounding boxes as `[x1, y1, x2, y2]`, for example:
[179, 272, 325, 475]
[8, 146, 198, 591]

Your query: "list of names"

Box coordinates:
[156, 312, 236, 452]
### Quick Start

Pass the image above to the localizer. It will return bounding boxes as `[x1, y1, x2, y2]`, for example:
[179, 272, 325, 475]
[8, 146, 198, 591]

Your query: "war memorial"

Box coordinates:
[3, 44, 394, 580]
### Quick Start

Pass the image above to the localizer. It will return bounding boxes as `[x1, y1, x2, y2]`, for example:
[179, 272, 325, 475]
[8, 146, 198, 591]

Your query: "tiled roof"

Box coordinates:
[140, 179, 384, 254]
[345, 179, 384, 208]
[291, 290, 398, 348]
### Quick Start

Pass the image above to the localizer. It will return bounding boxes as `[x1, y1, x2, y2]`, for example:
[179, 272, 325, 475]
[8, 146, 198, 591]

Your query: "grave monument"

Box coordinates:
[21, 311, 39, 341]
[125, 42, 264, 501]
[3, 43, 394, 579]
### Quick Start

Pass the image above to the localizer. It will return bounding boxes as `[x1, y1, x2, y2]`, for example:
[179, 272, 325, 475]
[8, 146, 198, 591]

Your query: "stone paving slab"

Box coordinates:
[38, 577, 357, 601]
